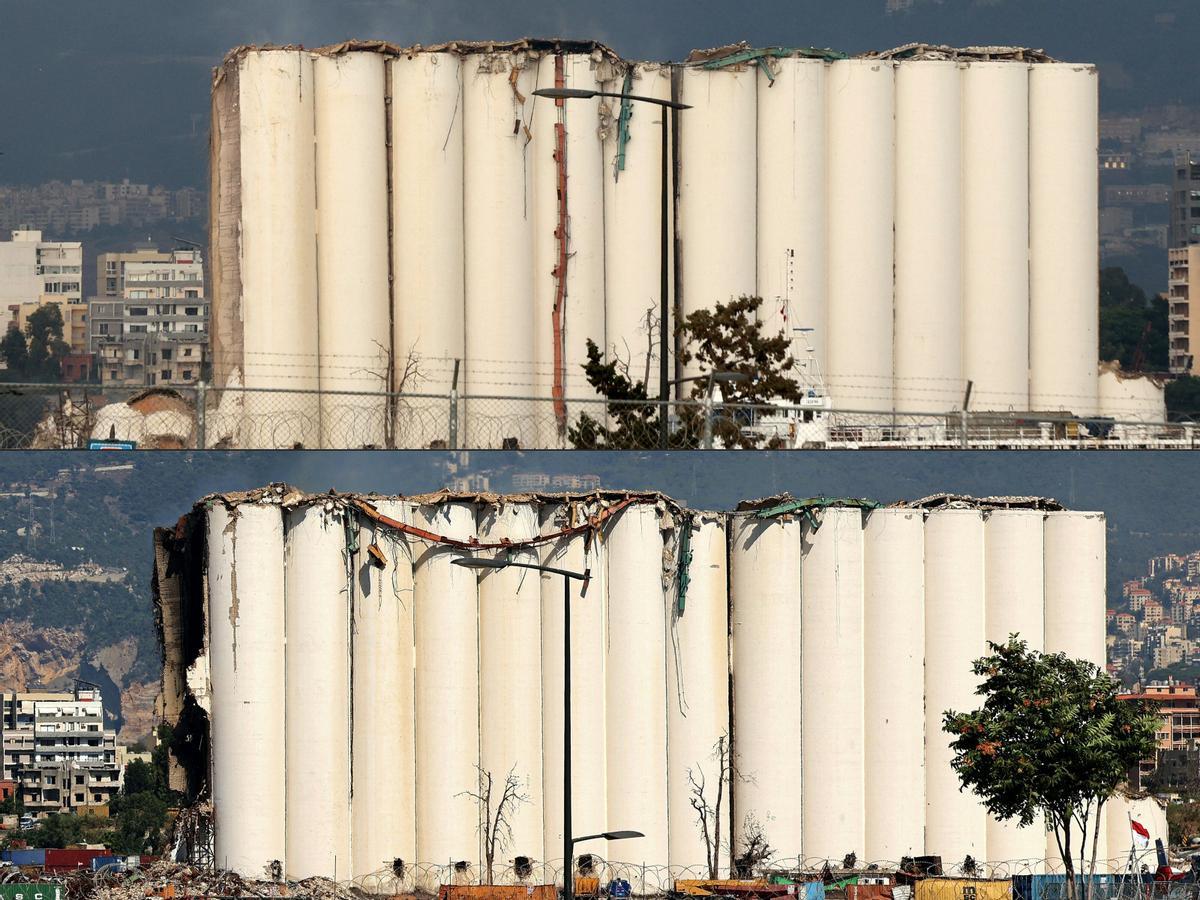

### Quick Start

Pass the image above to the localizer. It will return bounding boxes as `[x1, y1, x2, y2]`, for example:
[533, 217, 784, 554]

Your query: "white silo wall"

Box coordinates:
[894, 61, 963, 414]
[314, 52, 391, 449]
[236, 50, 320, 447]
[863, 508, 925, 863]
[207, 503, 286, 876]
[605, 502, 670, 868]
[284, 504, 352, 880]
[351, 500, 417, 879]
[757, 58, 827, 389]
[463, 52, 537, 448]
[1098, 370, 1167, 422]
[729, 514, 803, 859]
[1104, 795, 1164, 874]
[1044, 510, 1107, 867]
[678, 65, 758, 379]
[476, 503, 545, 861]
[391, 52, 465, 448]
[983, 511, 1047, 866]
[826, 59, 895, 412]
[539, 508, 607, 871]
[532, 54, 607, 448]
[962, 62, 1030, 412]
[602, 64, 675, 402]
[1029, 64, 1100, 416]
[802, 508, 866, 860]
[413, 501, 481, 866]
[924, 509, 987, 865]
[666, 517, 730, 872]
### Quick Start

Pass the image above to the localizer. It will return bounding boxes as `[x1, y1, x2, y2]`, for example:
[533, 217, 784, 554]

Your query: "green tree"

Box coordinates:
[108, 792, 168, 855]
[1099, 267, 1168, 371]
[1166, 376, 1200, 420]
[943, 637, 1159, 900]
[24, 304, 68, 381]
[570, 296, 806, 449]
[0, 328, 29, 376]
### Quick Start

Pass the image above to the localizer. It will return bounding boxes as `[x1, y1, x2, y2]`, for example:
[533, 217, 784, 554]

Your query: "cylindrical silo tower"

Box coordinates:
[351, 500, 418, 879]
[677, 63, 758, 380]
[236, 50, 320, 448]
[983, 510, 1047, 867]
[729, 511, 804, 860]
[413, 500, 481, 867]
[1029, 63, 1100, 416]
[923, 508, 988, 865]
[801, 507, 866, 861]
[391, 51, 466, 448]
[463, 51, 538, 448]
[476, 503, 546, 863]
[863, 508, 925, 863]
[604, 502, 670, 869]
[666, 516, 730, 872]
[894, 61, 963, 415]
[602, 63, 675, 403]
[962, 62, 1030, 412]
[826, 59, 895, 412]
[1098, 366, 1167, 425]
[540, 505, 607, 875]
[207, 502, 287, 877]
[284, 503, 352, 880]
[757, 56, 827, 392]
[313, 52, 391, 449]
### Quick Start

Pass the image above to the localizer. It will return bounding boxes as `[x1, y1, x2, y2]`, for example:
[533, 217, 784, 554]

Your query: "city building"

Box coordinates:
[88, 248, 208, 387]
[6, 298, 89, 356]
[0, 686, 121, 817]
[1168, 245, 1199, 374]
[96, 246, 172, 299]
[0, 229, 83, 307]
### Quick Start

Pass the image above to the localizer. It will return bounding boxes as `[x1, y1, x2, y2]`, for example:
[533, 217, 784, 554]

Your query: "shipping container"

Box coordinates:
[915, 879, 1012, 900]
[43, 848, 104, 871]
[0, 884, 62, 900]
[0, 851, 44, 867]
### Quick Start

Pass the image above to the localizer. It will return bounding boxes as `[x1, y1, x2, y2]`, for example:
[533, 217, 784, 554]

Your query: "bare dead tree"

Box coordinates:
[687, 734, 732, 879]
[458, 764, 530, 885]
[733, 813, 773, 879]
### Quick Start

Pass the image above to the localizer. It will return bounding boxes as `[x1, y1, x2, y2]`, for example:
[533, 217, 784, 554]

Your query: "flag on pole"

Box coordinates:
[1131, 819, 1151, 848]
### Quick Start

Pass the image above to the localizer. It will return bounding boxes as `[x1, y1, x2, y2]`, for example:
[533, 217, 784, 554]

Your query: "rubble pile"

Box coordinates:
[83, 862, 362, 900]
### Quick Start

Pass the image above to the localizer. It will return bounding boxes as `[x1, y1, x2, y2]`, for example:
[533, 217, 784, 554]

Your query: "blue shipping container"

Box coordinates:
[90, 857, 122, 872]
[1011, 874, 1138, 900]
[1, 850, 46, 867]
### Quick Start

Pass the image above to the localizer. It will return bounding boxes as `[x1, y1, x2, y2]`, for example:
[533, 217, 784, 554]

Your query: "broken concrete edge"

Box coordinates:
[894, 494, 1067, 512]
[1098, 359, 1172, 388]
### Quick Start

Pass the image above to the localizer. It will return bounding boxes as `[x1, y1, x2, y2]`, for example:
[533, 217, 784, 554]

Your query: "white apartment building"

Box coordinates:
[0, 229, 83, 307]
[0, 686, 121, 817]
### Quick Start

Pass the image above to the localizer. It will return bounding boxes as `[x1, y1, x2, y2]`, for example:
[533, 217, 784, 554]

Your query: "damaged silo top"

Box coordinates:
[895, 492, 1066, 511]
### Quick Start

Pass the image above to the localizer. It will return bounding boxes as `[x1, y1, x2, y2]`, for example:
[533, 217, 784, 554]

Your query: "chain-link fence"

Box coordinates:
[2, 383, 1197, 449]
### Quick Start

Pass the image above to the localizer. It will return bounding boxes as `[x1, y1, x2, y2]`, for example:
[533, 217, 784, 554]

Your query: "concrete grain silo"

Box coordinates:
[313, 52, 391, 449]
[165, 488, 1114, 879]
[1097, 365, 1169, 427]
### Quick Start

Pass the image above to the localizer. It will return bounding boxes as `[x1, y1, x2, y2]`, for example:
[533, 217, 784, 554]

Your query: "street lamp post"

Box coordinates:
[452, 554, 643, 900]
[532, 87, 690, 451]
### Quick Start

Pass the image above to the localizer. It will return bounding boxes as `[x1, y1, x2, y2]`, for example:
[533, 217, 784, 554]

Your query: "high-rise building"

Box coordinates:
[0, 686, 121, 818]
[1170, 154, 1200, 249]
[1167, 245, 1198, 374]
[0, 229, 83, 307]
[95, 245, 171, 299]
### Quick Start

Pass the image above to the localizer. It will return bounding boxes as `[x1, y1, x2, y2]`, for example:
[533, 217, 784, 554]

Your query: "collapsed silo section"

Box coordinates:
[982, 510, 1047, 868]
[1029, 63, 1099, 416]
[284, 501, 352, 880]
[475, 502, 546, 863]
[221, 49, 320, 448]
[801, 505, 866, 861]
[601, 63, 675, 404]
[207, 498, 287, 877]
[666, 514, 730, 873]
[1097, 364, 1168, 437]
[756, 55, 828, 392]
[531, 51, 610, 448]
[391, 50, 465, 448]
[463, 50, 537, 449]
[923, 508, 988, 866]
[729, 502, 803, 861]
[413, 499, 482, 870]
[351, 499, 418, 879]
[605, 500, 670, 870]
[893, 60, 963, 415]
[962, 62, 1030, 412]
[677, 54, 758, 380]
[826, 59, 895, 413]
[540, 501, 608, 877]
[863, 508, 925, 863]
[313, 51, 391, 449]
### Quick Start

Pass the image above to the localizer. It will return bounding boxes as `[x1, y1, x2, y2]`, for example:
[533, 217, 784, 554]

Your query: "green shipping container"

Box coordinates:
[0, 884, 63, 900]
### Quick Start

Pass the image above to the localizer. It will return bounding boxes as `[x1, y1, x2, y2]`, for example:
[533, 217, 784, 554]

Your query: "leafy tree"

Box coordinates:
[1099, 268, 1168, 371]
[570, 296, 806, 449]
[943, 637, 1159, 900]
[122, 759, 164, 798]
[24, 304, 69, 381]
[108, 792, 168, 855]
[1166, 376, 1200, 420]
[0, 328, 28, 375]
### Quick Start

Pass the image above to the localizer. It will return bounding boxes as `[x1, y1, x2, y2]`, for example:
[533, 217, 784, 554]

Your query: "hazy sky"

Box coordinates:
[2, 0, 1198, 187]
